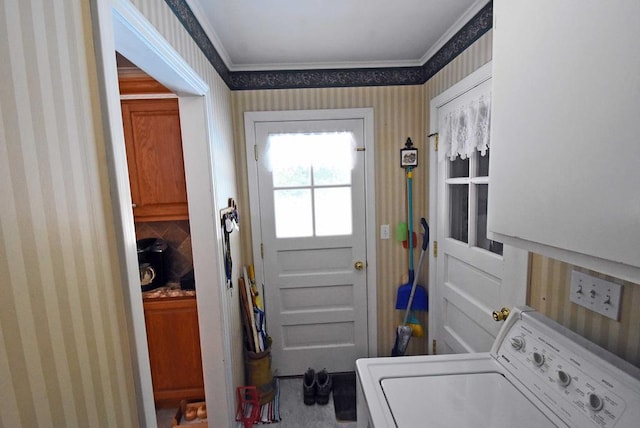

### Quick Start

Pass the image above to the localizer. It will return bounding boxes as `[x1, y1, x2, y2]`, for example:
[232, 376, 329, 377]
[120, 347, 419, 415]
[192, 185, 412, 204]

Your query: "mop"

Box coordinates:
[391, 218, 429, 356]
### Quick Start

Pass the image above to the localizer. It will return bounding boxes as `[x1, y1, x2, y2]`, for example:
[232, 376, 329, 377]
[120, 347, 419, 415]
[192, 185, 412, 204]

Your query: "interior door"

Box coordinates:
[428, 64, 529, 355]
[248, 117, 369, 376]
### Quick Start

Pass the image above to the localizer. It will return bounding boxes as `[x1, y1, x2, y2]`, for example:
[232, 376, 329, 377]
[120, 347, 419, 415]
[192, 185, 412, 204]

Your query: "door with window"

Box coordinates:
[428, 64, 528, 355]
[245, 111, 371, 376]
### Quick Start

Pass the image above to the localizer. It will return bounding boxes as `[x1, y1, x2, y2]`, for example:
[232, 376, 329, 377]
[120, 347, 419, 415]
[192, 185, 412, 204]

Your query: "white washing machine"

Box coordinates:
[356, 306, 640, 427]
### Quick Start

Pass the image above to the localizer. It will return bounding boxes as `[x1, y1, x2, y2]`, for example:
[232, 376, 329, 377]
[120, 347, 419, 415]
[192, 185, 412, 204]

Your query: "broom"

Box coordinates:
[391, 218, 429, 356]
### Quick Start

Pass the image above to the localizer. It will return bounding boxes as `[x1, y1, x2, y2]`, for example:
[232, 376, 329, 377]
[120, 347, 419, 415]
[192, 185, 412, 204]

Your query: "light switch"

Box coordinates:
[380, 224, 390, 240]
[569, 270, 622, 321]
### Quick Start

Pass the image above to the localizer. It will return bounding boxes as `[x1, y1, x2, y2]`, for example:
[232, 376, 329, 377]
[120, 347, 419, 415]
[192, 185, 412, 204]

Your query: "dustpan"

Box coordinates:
[395, 282, 428, 310]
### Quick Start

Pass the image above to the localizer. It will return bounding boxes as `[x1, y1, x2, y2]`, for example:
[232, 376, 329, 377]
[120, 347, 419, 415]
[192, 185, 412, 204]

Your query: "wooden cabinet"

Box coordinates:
[143, 296, 204, 407]
[121, 98, 189, 222]
[489, 0, 640, 282]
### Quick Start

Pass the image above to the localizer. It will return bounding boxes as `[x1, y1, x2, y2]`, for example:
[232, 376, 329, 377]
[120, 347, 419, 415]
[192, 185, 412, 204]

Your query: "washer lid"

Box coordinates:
[381, 372, 561, 428]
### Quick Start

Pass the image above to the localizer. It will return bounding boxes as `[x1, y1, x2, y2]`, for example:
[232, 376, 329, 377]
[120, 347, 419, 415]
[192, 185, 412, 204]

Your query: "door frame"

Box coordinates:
[91, 0, 234, 426]
[244, 109, 378, 359]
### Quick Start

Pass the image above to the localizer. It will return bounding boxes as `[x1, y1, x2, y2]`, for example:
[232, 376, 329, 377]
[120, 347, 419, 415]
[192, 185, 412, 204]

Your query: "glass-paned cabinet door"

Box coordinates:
[447, 148, 503, 255]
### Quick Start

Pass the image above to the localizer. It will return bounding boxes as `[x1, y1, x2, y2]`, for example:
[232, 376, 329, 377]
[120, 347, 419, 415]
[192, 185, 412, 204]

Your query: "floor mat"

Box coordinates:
[332, 372, 357, 421]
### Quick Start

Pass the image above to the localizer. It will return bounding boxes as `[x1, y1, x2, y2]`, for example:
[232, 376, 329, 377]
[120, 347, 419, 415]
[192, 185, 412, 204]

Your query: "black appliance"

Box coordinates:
[136, 238, 169, 291]
[180, 269, 195, 290]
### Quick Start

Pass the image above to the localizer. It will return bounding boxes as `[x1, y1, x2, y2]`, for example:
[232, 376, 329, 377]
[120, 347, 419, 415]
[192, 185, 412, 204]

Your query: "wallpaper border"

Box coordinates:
[164, 0, 492, 90]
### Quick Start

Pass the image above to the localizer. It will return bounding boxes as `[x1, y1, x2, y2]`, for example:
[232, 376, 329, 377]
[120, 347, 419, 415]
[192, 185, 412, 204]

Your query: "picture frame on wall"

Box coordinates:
[401, 148, 418, 168]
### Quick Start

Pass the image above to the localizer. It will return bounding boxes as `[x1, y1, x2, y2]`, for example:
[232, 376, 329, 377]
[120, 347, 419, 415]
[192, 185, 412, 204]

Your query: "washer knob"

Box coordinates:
[510, 336, 525, 351]
[588, 393, 604, 412]
[532, 352, 545, 367]
[557, 370, 571, 387]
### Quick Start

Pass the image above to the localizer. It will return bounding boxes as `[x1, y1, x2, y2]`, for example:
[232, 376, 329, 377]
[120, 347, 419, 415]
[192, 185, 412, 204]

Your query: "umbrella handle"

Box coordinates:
[407, 167, 414, 278]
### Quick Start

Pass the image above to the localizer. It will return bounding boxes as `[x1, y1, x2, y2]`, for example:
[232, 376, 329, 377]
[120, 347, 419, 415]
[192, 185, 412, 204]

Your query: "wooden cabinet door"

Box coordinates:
[121, 98, 189, 222]
[143, 297, 204, 407]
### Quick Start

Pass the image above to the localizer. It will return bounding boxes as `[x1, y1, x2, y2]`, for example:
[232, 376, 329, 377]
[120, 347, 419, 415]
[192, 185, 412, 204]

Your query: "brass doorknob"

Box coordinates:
[492, 307, 511, 322]
[354, 261, 365, 271]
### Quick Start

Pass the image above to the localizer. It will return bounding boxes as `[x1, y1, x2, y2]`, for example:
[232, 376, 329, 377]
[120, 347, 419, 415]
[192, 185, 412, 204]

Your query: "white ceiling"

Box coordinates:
[185, 0, 489, 71]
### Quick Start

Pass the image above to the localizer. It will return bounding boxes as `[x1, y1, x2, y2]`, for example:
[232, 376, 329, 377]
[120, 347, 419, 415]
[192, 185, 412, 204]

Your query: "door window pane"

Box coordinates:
[314, 187, 352, 236]
[269, 132, 353, 187]
[312, 134, 353, 186]
[268, 134, 311, 187]
[476, 184, 503, 255]
[449, 156, 469, 178]
[274, 189, 313, 238]
[449, 184, 468, 243]
[477, 148, 490, 177]
[273, 164, 311, 188]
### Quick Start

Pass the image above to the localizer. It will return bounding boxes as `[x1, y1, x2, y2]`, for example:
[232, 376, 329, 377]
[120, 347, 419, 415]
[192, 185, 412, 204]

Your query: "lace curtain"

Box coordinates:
[439, 93, 491, 161]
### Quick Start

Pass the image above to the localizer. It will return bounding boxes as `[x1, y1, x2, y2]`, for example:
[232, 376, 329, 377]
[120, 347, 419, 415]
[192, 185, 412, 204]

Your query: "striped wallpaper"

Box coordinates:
[529, 255, 640, 367]
[0, 0, 136, 426]
[1, 0, 241, 426]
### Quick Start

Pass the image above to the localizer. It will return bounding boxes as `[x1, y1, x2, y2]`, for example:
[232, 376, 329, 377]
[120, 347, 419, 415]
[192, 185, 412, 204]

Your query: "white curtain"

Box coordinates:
[265, 132, 356, 172]
[439, 93, 491, 161]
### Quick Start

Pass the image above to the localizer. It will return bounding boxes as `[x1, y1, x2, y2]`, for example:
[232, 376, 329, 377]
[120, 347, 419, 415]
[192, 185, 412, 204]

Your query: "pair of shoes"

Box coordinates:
[302, 368, 332, 405]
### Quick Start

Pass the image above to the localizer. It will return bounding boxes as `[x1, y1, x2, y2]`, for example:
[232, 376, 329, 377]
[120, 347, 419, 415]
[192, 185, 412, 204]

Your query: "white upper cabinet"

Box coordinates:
[489, 0, 640, 283]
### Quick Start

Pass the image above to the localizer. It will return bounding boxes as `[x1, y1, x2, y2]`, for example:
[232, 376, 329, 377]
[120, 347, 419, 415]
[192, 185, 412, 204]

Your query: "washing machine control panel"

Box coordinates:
[494, 316, 640, 428]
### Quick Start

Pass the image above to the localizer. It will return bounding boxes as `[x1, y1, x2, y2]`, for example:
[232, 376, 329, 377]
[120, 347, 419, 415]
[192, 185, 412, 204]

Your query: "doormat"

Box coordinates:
[332, 372, 357, 421]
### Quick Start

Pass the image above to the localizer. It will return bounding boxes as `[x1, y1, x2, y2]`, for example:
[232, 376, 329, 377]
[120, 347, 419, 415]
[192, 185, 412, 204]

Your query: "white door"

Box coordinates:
[245, 111, 372, 376]
[428, 63, 529, 355]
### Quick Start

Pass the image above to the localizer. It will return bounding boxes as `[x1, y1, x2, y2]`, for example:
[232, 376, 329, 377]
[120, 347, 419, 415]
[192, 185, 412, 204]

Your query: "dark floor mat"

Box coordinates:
[332, 372, 357, 421]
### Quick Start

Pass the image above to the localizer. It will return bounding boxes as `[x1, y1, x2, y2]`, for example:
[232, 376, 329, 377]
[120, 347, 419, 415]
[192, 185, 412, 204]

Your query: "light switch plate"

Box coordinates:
[569, 270, 622, 321]
[380, 224, 390, 240]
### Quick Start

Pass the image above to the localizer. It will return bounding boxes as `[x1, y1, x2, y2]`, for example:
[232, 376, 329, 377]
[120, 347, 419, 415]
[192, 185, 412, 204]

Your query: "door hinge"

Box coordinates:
[432, 339, 437, 355]
[254, 144, 258, 161]
[428, 132, 439, 151]
[260, 243, 264, 259]
[433, 240, 438, 258]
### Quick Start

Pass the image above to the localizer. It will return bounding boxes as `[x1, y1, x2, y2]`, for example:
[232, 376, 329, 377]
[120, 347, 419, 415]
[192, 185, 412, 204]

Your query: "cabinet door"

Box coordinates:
[121, 98, 189, 222]
[143, 297, 204, 407]
[490, 0, 640, 282]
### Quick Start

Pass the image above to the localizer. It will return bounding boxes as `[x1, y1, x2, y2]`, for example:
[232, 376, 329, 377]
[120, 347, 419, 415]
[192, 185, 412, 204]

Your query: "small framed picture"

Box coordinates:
[401, 148, 418, 168]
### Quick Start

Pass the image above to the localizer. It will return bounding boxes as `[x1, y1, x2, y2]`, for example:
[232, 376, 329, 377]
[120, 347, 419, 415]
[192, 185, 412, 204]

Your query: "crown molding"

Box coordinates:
[419, 0, 491, 65]
[163, 0, 493, 90]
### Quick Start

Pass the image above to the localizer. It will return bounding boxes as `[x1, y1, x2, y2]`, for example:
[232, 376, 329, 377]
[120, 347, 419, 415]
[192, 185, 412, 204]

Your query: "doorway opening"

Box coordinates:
[116, 55, 205, 412]
[91, 0, 234, 426]
[244, 109, 378, 376]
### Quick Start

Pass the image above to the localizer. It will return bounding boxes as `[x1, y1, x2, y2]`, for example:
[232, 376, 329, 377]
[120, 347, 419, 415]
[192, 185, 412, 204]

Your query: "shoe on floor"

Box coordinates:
[303, 368, 317, 405]
[316, 369, 332, 405]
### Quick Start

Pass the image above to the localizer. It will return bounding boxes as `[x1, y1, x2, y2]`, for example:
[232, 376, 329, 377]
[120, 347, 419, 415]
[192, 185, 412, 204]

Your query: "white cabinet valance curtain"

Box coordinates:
[439, 93, 491, 161]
